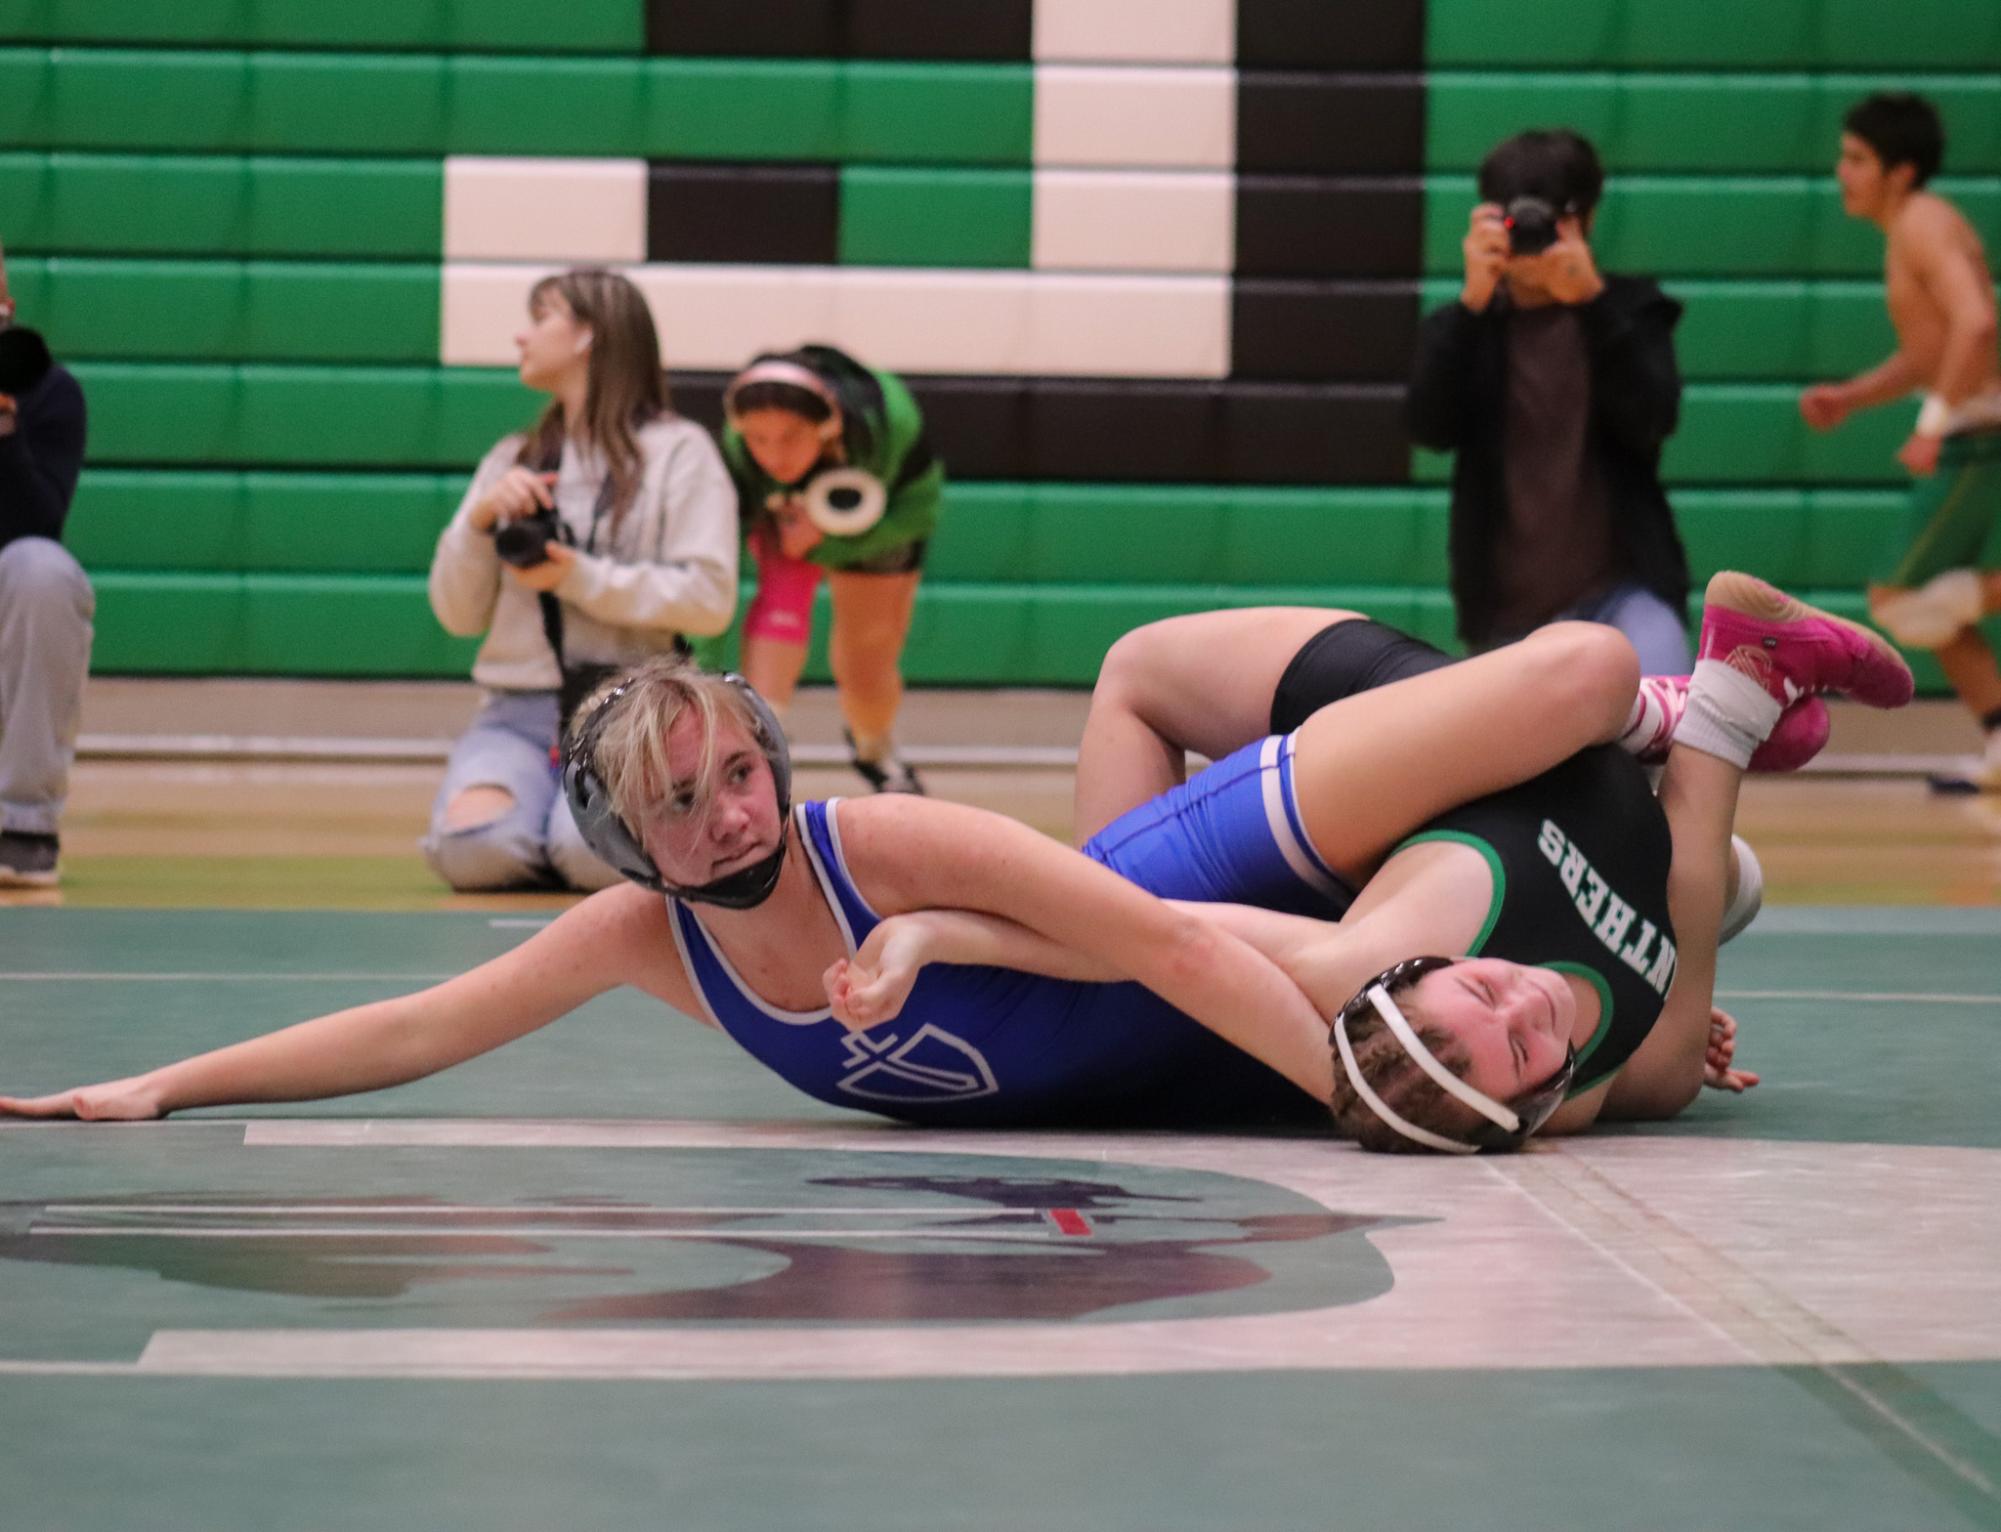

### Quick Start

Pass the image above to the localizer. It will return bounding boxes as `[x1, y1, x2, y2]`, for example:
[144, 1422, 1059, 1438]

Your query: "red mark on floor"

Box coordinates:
[1048, 1208, 1092, 1236]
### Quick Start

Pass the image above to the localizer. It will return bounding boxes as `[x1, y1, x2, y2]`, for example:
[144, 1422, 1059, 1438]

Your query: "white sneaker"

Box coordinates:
[1879, 569, 1983, 648]
[1928, 732, 2001, 794]
[1718, 834, 1764, 945]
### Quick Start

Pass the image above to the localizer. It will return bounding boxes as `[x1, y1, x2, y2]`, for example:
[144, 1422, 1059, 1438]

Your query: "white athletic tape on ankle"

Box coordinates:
[1675, 659, 1780, 769]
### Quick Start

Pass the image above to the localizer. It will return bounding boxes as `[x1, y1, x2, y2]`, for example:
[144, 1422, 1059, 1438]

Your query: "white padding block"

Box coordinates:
[833, 269, 1035, 375]
[630, 266, 839, 373]
[1035, 66, 1235, 168]
[1033, 0, 1236, 64]
[1033, 170, 1234, 272]
[443, 157, 646, 262]
[445, 263, 1229, 376]
[1027, 273, 1229, 376]
[441, 263, 562, 366]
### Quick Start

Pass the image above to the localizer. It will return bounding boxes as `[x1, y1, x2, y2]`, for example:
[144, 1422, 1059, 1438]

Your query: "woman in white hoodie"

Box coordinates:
[425, 268, 738, 891]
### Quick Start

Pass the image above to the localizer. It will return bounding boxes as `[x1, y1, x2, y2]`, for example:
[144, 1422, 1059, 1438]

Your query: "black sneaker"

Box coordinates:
[0, 831, 60, 888]
[846, 734, 925, 795]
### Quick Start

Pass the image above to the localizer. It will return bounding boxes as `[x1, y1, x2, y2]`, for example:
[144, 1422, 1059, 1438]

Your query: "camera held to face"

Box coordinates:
[493, 505, 567, 568]
[1503, 196, 1560, 256]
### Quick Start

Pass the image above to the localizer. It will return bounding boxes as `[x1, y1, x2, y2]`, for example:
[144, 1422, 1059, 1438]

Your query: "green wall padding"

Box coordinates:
[0, 153, 443, 258]
[1426, 0, 2001, 69]
[1427, 75, 2001, 174]
[839, 169, 1034, 268]
[0, 0, 644, 52]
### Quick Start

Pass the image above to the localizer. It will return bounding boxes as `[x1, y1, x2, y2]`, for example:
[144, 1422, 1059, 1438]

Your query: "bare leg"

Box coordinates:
[1934, 628, 2001, 721]
[1288, 621, 1641, 881]
[741, 635, 810, 713]
[1074, 607, 1363, 842]
[443, 784, 515, 830]
[828, 569, 921, 748]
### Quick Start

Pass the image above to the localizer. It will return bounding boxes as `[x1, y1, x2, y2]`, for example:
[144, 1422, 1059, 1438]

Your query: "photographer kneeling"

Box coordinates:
[425, 268, 737, 891]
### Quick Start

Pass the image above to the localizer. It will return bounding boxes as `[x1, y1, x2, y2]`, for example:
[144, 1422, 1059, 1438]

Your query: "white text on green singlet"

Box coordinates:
[1535, 819, 1677, 998]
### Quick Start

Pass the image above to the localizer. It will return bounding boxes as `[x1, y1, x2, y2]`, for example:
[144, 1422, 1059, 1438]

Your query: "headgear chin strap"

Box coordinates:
[562, 672, 794, 910]
[1331, 956, 1578, 1154]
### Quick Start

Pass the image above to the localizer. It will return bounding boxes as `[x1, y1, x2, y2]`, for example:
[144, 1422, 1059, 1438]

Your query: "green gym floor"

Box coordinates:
[5, 898, 2001, 1531]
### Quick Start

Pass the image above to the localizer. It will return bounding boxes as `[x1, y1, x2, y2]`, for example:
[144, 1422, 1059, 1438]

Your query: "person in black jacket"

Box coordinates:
[0, 238, 92, 888]
[1407, 130, 1693, 674]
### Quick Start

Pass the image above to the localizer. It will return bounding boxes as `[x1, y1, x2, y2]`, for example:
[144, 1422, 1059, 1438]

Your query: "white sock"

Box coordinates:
[850, 732, 890, 765]
[1673, 660, 1781, 769]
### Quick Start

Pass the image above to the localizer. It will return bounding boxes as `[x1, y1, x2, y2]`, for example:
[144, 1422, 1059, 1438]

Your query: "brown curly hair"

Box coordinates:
[1328, 978, 1487, 1153]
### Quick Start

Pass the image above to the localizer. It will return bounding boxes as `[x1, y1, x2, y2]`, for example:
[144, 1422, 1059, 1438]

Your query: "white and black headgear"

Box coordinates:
[1331, 956, 1578, 1154]
[562, 672, 794, 909]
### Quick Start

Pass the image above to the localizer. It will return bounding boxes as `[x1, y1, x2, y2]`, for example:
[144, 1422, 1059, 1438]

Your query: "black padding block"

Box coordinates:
[1237, 74, 1425, 175]
[669, 372, 728, 432]
[647, 163, 840, 265]
[1237, 0, 1425, 70]
[1027, 382, 1223, 482]
[1232, 280, 1419, 381]
[1235, 177, 1423, 278]
[1220, 383, 1410, 483]
[680, 371, 1412, 485]
[847, 0, 1032, 59]
[905, 376, 1031, 479]
[646, 0, 841, 57]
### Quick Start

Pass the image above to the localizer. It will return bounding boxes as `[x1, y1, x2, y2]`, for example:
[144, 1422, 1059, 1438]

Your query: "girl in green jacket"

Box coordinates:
[721, 346, 944, 794]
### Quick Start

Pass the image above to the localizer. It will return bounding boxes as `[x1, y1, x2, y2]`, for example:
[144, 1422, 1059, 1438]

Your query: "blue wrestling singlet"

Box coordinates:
[665, 794, 1327, 1129]
[1085, 733, 1357, 919]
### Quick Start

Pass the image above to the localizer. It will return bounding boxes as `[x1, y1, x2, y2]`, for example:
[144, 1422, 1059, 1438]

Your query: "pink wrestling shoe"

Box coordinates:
[1628, 676, 1832, 772]
[1699, 572, 1914, 710]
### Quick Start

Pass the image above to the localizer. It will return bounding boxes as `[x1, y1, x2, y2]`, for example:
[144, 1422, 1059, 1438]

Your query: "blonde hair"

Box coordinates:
[516, 267, 668, 528]
[581, 657, 764, 836]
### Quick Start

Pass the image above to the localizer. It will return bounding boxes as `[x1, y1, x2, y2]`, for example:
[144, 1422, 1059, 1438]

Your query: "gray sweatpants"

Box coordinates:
[0, 537, 95, 836]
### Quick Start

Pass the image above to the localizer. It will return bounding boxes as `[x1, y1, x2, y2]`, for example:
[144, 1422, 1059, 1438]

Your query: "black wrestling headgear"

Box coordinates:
[562, 672, 794, 910]
[1331, 956, 1578, 1154]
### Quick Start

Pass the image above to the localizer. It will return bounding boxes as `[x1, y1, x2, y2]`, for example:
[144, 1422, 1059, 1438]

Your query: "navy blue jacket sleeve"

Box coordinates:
[0, 366, 87, 548]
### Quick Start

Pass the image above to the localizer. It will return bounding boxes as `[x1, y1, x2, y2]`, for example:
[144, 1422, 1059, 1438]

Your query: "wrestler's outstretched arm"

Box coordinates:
[0, 884, 695, 1121]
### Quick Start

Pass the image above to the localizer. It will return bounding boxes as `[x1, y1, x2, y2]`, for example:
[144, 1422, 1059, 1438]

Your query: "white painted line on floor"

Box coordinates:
[1501, 1148, 2001, 1506]
[1750, 908, 2001, 936]
[37, 1202, 1015, 1218]
[30, 1226, 1067, 1243]
[1718, 989, 2001, 1005]
[0, 973, 453, 983]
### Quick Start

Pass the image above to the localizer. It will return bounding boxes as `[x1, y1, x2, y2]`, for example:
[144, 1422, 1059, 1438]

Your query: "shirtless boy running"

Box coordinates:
[1800, 92, 2001, 791]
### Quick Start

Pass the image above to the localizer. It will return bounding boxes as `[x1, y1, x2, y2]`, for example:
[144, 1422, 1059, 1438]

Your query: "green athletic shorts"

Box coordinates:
[1878, 426, 2001, 587]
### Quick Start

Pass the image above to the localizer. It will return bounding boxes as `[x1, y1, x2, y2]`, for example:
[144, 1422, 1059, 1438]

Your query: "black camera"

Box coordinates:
[494, 505, 566, 568]
[0, 326, 53, 395]
[1503, 196, 1560, 256]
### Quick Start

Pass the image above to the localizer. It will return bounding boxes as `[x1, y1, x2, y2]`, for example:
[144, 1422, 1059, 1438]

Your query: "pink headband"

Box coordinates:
[723, 360, 841, 422]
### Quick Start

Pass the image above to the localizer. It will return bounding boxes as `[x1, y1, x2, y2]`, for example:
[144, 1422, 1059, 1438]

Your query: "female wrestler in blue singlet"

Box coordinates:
[0, 575, 1910, 1154]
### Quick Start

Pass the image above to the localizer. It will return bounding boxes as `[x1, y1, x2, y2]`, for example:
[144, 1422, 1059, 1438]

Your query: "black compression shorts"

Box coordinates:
[1270, 619, 1456, 735]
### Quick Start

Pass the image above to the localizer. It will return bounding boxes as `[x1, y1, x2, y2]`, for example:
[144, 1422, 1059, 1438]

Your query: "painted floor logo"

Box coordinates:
[0, 1155, 1411, 1343]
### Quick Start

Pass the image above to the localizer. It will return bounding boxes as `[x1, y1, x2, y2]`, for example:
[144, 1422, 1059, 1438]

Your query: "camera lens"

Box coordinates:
[1503, 196, 1559, 256]
[494, 509, 558, 568]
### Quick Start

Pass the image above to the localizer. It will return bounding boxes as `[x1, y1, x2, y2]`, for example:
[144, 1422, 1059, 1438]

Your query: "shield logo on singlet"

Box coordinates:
[836, 1025, 1000, 1102]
